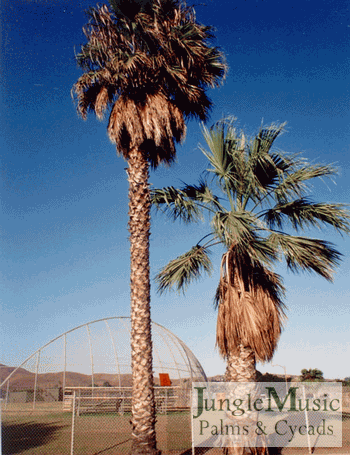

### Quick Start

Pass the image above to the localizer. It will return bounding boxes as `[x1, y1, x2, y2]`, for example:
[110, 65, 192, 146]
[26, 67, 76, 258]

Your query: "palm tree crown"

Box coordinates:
[152, 118, 350, 365]
[300, 368, 324, 381]
[72, 0, 226, 167]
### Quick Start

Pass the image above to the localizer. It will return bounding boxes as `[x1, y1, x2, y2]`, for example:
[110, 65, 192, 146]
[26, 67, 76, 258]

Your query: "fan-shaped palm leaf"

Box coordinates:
[151, 181, 223, 222]
[263, 198, 350, 232]
[269, 233, 342, 280]
[155, 245, 213, 293]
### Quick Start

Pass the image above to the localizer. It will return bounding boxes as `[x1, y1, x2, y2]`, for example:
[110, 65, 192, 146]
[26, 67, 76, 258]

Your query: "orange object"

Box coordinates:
[159, 373, 171, 386]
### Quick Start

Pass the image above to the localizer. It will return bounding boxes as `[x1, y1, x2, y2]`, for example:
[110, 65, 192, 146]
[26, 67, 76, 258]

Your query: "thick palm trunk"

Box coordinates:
[128, 147, 160, 455]
[225, 345, 257, 382]
[224, 347, 268, 455]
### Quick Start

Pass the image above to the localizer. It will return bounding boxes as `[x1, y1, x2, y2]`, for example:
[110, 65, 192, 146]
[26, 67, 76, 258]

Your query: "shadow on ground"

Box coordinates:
[93, 437, 132, 455]
[2, 420, 67, 454]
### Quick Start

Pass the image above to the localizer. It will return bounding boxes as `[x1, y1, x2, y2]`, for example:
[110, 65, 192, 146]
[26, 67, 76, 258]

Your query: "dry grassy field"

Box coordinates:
[2, 408, 350, 455]
[2, 409, 192, 455]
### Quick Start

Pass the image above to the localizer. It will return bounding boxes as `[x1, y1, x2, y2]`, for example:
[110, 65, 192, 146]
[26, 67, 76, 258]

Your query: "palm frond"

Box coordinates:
[73, 1, 226, 166]
[155, 245, 213, 294]
[239, 236, 279, 265]
[211, 210, 257, 246]
[251, 122, 287, 155]
[107, 92, 185, 164]
[263, 198, 350, 233]
[243, 151, 289, 205]
[180, 179, 223, 210]
[216, 252, 286, 362]
[200, 122, 233, 187]
[200, 119, 254, 207]
[269, 232, 342, 281]
[273, 161, 338, 202]
[94, 86, 110, 120]
[109, 0, 154, 21]
[151, 186, 203, 223]
[151, 179, 223, 221]
[211, 210, 279, 265]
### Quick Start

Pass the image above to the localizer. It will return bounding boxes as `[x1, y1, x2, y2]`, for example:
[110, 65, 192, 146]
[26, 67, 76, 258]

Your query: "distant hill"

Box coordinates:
[0, 364, 133, 391]
[0, 364, 196, 391]
[0, 364, 301, 392]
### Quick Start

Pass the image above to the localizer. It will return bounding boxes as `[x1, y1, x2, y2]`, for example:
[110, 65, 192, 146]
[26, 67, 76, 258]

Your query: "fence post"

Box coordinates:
[302, 385, 312, 454]
[0, 398, 3, 455]
[5, 382, 9, 411]
[190, 387, 195, 455]
[70, 391, 76, 455]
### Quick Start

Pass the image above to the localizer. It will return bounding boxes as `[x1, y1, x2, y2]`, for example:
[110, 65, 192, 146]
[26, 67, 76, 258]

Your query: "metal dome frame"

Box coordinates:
[0, 317, 207, 401]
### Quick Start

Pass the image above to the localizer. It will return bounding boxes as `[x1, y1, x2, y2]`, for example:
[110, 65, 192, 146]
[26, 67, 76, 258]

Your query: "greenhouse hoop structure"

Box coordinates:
[0, 316, 207, 412]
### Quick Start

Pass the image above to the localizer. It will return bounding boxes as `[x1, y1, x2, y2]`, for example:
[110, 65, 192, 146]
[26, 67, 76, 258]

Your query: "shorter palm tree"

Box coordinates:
[152, 117, 350, 384]
[300, 368, 324, 381]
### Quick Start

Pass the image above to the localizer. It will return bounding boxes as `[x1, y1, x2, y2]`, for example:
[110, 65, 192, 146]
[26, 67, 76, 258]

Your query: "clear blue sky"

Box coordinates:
[1, 0, 350, 380]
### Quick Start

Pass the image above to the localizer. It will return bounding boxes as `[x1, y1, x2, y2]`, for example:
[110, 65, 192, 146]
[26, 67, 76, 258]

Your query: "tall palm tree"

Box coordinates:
[72, 1, 226, 453]
[152, 117, 350, 385]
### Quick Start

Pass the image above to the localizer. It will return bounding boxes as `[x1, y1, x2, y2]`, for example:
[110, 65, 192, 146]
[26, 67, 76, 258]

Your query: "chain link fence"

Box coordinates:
[2, 386, 350, 455]
[0, 317, 210, 454]
[1, 387, 193, 455]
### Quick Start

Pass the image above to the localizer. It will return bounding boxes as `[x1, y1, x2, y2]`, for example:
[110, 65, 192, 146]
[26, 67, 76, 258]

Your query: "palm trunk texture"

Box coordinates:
[127, 147, 160, 455]
[224, 347, 269, 455]
[225, 345, 257, 382]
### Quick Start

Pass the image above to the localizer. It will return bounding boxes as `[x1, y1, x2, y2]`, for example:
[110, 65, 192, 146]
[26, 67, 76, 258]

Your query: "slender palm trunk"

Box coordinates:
[127, 147, 160, 455]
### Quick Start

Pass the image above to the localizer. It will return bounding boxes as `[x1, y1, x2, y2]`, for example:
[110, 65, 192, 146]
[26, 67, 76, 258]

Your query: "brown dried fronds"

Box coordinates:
[95, 86, 109, 120]
[216, 249, 286, 362]
[108, 92, 186, 166]
[72, 0, 226, 166]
